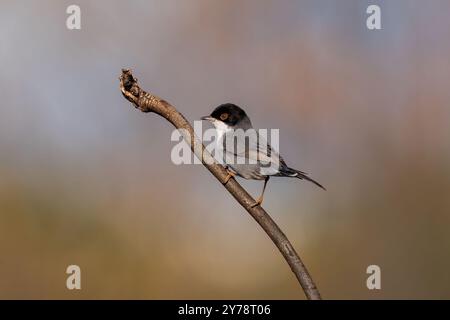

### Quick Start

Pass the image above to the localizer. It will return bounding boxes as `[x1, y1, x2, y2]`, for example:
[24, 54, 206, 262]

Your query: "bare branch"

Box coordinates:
[119, 69, 321, 300]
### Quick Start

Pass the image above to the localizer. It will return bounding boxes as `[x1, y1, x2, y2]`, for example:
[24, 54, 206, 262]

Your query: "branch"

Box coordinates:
[118, 69, 321, 300]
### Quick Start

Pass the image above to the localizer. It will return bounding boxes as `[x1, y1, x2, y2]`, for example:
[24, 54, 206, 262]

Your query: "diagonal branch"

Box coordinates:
[118, 69, 321, 300]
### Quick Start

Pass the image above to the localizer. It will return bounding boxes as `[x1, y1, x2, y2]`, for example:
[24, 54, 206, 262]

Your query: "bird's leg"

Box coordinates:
[223, 168, 236, 185]
[251, 177, 270, 208]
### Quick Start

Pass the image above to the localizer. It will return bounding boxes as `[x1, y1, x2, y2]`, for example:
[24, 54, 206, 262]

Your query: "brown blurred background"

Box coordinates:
[1, 0, 450, 299]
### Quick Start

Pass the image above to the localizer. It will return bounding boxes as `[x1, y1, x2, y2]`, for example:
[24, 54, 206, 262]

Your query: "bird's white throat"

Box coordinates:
[211, 120, 233, 141]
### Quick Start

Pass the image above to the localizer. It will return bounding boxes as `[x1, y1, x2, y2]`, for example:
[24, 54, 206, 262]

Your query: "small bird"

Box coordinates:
[201, 103, 325, 207]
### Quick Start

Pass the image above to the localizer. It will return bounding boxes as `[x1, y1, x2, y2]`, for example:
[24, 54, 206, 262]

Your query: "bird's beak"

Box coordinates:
[201, 116, 214, 122]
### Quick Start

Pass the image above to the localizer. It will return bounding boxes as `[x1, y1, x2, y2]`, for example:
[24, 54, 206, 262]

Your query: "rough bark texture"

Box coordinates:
[119, 69, 321, 300]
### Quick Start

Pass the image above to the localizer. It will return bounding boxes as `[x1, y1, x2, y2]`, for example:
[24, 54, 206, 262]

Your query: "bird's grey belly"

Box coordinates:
[228, 163, 266, 180]
[223, 152, 281, 180]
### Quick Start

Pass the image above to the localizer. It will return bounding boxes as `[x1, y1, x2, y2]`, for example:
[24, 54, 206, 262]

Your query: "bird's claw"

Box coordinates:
[250, 196, 263, 208]
[223, 169, 236, 185]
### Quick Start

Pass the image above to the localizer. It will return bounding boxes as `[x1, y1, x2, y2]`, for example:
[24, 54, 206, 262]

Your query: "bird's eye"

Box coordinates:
[220, 113, 229, 121]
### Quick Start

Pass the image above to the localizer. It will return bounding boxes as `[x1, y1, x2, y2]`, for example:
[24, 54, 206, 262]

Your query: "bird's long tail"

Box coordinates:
[281, 167, 326, 190]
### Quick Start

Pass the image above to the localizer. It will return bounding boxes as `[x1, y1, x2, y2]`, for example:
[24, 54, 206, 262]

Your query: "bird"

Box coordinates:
[201, 103, 325, 207]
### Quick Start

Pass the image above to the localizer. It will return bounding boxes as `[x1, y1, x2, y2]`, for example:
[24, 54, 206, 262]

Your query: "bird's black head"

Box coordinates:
[208, 103, 249, 127]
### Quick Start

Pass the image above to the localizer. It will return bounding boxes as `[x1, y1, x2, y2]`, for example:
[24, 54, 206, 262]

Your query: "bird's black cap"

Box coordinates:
[209, 103, 249, 126]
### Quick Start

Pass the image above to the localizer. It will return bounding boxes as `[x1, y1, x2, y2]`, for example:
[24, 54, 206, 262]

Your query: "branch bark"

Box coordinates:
[118, 69, 321, 300]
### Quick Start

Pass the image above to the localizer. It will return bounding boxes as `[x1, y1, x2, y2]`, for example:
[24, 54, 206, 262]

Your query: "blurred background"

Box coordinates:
[1, 0, 450, 299]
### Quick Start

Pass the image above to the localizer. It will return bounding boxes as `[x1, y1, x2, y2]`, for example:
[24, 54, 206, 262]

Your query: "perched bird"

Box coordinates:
[201, 103, 325, 207]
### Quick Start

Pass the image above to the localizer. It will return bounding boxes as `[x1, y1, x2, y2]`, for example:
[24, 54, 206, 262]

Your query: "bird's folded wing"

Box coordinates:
[222, 131, 283, 170]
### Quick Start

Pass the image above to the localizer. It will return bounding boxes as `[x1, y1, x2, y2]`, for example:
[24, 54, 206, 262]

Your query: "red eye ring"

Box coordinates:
[220, 113, 229, 121]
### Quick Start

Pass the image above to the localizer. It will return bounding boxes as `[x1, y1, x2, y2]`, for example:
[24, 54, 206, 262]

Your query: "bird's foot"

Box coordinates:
[223, 169, 236, 185]
[250, 196, 264, 208]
